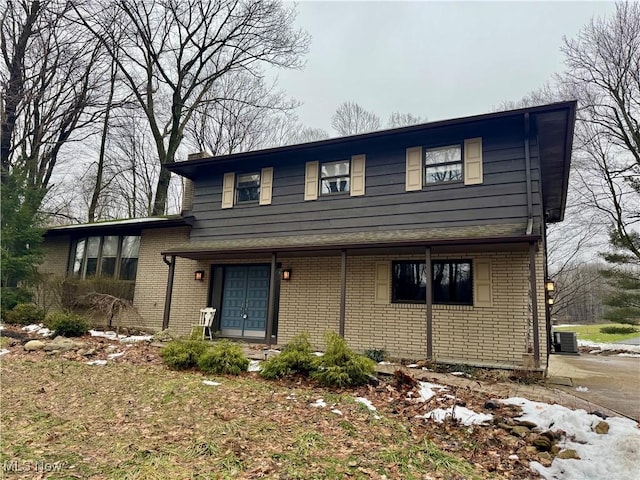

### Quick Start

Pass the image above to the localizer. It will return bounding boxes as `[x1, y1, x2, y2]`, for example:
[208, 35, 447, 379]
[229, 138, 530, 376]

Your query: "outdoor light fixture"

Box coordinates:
[545, 280, 555, 292]
[194, 270, 205, 281]
[281, 268, 292, 281]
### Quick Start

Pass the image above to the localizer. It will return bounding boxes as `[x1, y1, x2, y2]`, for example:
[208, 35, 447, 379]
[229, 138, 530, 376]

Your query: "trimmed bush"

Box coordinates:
[260, 332, 315, 379]
[45, 311, 89, 337]
[160, 339, 210, 370]
[311, 332, 376, 387]
[5, 303, 44, 326]
[600, 325, 638, 335]
[1, 287, 33, 316]
[364, 348, 388, 363]
[197, 340, 249, 375]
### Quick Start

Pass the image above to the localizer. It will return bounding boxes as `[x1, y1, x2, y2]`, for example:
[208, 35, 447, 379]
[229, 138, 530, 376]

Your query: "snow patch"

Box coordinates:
[310, 399, 327, 408]
[86, 360, 107, 366]
[22, 324, 52, 336]
[578, 340, 640, 354]
[202, 380, 221, 386]
[502, 397, 640, 480]
[417, 381, 447, 402]
[355, 397, 376, 411]
[107, 352, 125, 359]
[331, 409, 343, 415]
[575, 386, 589, 392]
[0, 349, 9, 356]
[450, 371, 466, 376]
[89, 330, 152, 343]
[418, 406, 493, 426]
[407, 364, 419, 368]
[248, 360, 261, 372]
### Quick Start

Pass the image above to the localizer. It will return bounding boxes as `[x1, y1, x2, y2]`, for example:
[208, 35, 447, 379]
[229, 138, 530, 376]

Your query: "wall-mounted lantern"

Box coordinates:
[194, 270, 205, 281]
[281, 268, 292, 281]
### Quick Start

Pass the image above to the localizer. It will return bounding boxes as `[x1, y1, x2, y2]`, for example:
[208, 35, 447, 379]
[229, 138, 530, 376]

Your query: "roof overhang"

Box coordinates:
[162, 224, 540, 260]
[44, 216, 194, 237]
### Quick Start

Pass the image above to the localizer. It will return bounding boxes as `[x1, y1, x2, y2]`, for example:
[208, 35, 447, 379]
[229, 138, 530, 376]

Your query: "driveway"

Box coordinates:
[548, 354, 640, 421]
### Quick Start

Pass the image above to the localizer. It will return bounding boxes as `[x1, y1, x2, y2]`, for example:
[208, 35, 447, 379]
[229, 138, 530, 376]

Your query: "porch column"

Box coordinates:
[162, 255, 176, 330]
[425, 247, 433, 360]
[339, 249, 347, 337]
[529, 242, 541, 367]
[265, 252, 277, 346]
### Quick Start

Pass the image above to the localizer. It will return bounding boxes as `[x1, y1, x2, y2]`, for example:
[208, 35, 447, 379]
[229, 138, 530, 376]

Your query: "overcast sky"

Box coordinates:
[277, 1, 616, 131]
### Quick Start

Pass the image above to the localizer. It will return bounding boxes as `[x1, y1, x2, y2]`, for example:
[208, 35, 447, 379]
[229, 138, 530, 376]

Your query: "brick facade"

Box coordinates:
[277, 247, 548, 369]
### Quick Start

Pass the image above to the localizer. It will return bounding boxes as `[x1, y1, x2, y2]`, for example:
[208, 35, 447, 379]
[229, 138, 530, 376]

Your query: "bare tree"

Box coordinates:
[287, 125, 330, 144]
[561, 2, 640, 260]
[186, 72, 297, 155]
[1, 0, 105, 199]
[387, 112, 425, 128]
[331, 101, 381, 136]
[76, 0, 309, 216]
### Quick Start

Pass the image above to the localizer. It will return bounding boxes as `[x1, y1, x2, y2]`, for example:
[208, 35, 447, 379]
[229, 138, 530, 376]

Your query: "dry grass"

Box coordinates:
[1, 358, 486, 480]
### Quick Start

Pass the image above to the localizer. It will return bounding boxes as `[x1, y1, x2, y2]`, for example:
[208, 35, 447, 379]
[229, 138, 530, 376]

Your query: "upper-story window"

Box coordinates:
[69, 235, 140, 281]
[236, 173, 260, 203]
[424, 145, 463, 184]
[320, 160, 350, 195]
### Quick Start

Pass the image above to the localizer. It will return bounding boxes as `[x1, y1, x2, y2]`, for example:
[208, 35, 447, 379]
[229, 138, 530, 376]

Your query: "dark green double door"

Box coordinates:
[219, 266, 270, 339]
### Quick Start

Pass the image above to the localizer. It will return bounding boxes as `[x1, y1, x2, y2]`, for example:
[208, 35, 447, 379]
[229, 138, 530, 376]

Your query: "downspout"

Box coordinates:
[524, 112, 540, 367]
[162, 255, 176, 330]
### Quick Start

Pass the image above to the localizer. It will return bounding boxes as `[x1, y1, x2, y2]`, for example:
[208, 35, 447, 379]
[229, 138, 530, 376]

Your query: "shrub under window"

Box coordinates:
[392, 260, 473, 305]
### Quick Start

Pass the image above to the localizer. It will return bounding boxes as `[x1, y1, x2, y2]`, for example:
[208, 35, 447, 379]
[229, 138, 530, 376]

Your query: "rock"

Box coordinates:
[24, 340, 46, 351]
[497, 422, 513, 431]
[551, 445, 560, 455]
[367, 375, 380, 386]
[594, 421, 609, 434]
[498, 435, 520, 448]
[532, 435, 553, 452]
[590, 410, 607, 419]
[517, 420, 538, 429]
[511, 426, 530, 438]
[44, 336, 83, 352]
[105, 345, 118, 354]
[484, 399, 500, 410]
[538, 452, 553, 467]
[557, 449, 580, 460]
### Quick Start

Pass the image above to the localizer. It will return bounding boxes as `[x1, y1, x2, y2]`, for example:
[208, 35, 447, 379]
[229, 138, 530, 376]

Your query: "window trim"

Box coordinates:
[320, 159, 351, 196]
[235, 172, 261, 204]
[391, 259, 473, 305]
[423, 144, 463, 186]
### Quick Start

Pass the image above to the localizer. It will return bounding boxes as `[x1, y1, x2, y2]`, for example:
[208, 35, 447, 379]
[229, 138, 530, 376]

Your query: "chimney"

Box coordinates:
[182, 151, 210, 213]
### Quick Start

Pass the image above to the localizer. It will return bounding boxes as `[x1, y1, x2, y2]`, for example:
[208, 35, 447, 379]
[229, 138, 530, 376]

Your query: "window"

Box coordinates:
[392, 260, 473, 305]
[236, 173, 260, 203]
[320, 160, 350, 194]
[69, 235, 140, 281]
[424, 145, 462, 184]
[432, 260, 472, 305]
[392, 261, 427, 303]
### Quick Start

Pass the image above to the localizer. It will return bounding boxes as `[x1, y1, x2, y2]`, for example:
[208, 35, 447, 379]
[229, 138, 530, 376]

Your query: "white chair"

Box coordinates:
[193, 307, 216, 340]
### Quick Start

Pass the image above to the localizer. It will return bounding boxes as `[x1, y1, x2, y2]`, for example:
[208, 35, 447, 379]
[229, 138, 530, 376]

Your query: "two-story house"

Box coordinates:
[40, 101, 576, 370]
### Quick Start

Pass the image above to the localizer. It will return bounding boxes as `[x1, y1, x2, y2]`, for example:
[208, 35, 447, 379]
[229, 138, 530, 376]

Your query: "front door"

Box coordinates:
[219, 265, 270, 339]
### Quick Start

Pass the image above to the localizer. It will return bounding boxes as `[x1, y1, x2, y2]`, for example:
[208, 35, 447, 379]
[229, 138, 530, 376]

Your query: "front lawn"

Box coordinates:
[1, 358, 490, 480]
[554, 323, 640, 344]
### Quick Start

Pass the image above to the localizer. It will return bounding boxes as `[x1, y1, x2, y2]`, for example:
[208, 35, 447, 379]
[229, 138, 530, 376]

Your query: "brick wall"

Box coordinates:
[278, 248, 548, 369]
[34, 235, 70, 312]
[133, 227, 209, 334]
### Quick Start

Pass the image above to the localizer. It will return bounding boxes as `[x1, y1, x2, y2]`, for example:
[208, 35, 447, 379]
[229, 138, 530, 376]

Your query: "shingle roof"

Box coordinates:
[162, 223, 537, 259]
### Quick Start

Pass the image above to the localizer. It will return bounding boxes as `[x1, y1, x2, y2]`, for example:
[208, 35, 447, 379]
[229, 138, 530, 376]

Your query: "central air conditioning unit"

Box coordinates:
[553, 331, 579, 354]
